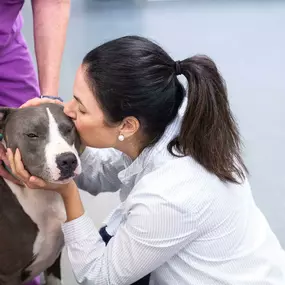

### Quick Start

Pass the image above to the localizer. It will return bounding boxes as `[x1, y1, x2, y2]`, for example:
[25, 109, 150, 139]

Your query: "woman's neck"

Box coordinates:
[117, 137, 146, 161]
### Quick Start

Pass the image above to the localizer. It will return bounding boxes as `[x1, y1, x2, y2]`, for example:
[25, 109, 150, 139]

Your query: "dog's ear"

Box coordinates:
[0, 107, 15, 133]
[74, 129, 85, 156]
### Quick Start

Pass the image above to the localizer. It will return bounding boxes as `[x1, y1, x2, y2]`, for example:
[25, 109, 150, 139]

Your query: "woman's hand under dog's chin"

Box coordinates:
[28, 176, 77, 198]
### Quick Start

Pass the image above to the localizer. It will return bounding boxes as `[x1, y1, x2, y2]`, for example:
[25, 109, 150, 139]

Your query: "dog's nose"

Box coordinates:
[56, 152, 78, 178]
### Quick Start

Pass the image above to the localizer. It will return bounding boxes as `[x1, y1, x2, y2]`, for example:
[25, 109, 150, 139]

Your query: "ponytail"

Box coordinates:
[169, 55, 247, 184]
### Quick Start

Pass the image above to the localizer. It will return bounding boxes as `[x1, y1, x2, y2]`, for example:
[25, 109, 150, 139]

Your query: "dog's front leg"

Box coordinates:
[44, 253, 62, 285]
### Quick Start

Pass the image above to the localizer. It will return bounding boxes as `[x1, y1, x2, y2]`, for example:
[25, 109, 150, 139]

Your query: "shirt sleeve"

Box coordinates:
[74, 147, 126, 196]
[62, 187, 200, 285]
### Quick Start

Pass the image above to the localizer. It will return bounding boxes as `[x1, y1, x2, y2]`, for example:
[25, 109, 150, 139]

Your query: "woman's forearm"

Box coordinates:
[61, 181, 85, 222]
[31, 0, 70, 96]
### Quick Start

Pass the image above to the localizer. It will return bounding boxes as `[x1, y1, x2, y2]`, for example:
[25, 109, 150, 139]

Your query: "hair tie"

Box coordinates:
[174, 60, 182, 75]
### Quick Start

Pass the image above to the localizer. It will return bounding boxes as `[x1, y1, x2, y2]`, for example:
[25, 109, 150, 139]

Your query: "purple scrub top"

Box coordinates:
[0, 0, 40, 108]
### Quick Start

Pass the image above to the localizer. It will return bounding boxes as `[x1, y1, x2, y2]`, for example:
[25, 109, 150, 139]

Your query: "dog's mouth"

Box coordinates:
[39, 162, 82, 185]
[56, 170, 81, 184]
[56, 177, 75, 184]
[58, 166, 81, 182]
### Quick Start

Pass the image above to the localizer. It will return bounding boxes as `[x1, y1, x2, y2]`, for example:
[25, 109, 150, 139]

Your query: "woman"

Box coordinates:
[8, 36, 285, 284]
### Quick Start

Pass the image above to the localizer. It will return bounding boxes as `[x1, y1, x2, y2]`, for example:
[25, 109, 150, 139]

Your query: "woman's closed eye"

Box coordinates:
[78, 107, 86, 114]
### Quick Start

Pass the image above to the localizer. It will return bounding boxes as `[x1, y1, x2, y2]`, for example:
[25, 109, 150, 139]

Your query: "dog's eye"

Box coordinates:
[61, 125, 73, 135]
[65, 127, 73, 133]
[26, 133, 38, 138]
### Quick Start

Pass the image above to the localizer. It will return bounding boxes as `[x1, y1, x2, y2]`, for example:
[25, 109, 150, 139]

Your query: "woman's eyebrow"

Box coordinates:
[73, 95, 85, 107]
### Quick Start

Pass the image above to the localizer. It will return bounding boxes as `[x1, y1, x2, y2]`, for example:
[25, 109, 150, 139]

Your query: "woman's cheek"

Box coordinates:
[74, 120, 84, 135]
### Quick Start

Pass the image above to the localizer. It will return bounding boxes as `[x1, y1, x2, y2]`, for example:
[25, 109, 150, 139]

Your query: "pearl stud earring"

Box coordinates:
[118, 134, 125, 142]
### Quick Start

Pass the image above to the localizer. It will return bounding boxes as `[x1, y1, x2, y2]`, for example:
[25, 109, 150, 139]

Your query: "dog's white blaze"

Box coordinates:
[45, 107, 81, 181]
[4, 179, 66, 278]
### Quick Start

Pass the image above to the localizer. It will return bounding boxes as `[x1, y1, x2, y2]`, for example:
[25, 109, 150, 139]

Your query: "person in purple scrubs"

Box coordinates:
[0, 0, 70, 284]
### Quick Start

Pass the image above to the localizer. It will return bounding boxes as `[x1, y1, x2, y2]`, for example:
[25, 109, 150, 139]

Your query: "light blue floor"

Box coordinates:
[22, 0, 285, 248]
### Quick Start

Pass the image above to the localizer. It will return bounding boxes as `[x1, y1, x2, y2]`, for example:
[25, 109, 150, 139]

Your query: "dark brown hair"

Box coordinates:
[83, 36, 247, 184]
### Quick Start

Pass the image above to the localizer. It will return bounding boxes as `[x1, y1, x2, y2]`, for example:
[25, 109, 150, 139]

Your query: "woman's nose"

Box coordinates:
[64, 101, 76, 119]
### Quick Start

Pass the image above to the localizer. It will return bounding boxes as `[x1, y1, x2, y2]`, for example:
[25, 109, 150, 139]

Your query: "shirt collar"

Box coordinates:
[118, 112, 183, 184]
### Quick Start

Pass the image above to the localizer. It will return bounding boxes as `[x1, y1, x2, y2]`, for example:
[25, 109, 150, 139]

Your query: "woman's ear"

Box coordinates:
[120, 116, 140, 139]
[0, 108, 15, 133]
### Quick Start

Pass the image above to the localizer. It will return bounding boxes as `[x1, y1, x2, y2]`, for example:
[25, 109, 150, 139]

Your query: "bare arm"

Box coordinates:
[31, 0, 70, 96]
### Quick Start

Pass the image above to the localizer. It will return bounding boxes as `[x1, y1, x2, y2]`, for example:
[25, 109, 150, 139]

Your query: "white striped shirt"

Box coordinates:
[62, 112, 285, 285]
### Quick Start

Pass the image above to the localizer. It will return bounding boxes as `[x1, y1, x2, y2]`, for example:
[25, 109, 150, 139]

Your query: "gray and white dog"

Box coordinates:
[0, 103, 82, 285]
